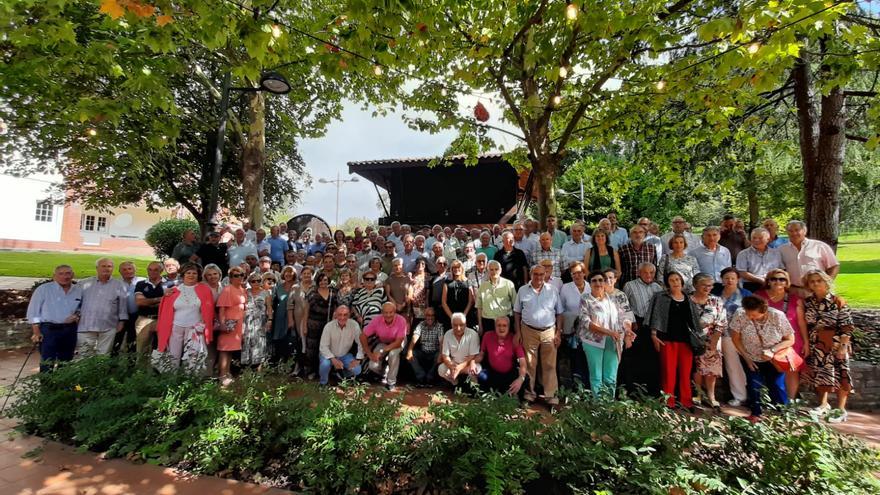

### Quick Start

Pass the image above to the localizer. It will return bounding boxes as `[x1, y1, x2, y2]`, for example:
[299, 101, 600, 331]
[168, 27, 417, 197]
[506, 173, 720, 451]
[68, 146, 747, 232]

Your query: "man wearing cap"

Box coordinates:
[194, 231, 229, 274]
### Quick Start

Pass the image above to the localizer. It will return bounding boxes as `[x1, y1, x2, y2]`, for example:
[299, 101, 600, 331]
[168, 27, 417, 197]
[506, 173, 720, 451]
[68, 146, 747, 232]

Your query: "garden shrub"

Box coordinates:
[144, 218, 200, 258]
[8, 357, 880, 495]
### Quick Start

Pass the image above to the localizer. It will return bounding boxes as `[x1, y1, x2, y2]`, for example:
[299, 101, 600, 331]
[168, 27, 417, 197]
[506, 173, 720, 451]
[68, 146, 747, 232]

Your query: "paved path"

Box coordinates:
[0, 277, 42, 291]
[0, 347, 876, 494]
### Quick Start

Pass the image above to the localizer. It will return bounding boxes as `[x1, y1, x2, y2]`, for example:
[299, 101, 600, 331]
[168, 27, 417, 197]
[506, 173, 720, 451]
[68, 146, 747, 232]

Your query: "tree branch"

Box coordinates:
[502, 0, 548, 59]
[843, 90, 877, 97]
[845, 133, 869, 142]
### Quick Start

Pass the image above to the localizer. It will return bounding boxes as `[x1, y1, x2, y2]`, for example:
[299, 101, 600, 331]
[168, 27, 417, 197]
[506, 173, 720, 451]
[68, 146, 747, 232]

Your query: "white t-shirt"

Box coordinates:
[441, 328, 480, 364]
[172, 284, 202, 327]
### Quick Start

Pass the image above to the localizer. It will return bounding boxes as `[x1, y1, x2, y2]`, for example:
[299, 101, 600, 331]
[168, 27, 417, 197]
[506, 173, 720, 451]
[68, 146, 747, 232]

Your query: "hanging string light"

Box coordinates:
[655, 80, 666, 90]
[559, 66, 569, 78]
[551, 95, 562, 106]
[565, 4, 579, 21]
[747, 42, 761, 54]
[373, 64, 383, 76]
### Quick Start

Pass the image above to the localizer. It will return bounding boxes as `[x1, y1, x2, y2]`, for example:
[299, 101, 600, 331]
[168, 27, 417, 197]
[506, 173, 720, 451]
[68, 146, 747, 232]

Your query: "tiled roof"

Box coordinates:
[347, 152, 505, 168]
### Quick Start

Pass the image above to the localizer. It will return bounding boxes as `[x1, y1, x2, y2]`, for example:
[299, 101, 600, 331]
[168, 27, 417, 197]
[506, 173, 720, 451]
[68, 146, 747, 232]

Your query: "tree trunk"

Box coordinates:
[792, 56, 819, 229]
[241, 92, 266, 229]
[530, 154, 559, 225]
[744, 167, 760, 230]
[809, 87, 846, 250]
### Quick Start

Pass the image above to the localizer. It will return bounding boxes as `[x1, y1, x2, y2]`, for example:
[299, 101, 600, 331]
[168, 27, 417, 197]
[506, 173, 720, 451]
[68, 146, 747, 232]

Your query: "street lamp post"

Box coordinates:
[207, 71, 292, 229]
[318, 172, 360, 228]
[557, 178, 585, 221]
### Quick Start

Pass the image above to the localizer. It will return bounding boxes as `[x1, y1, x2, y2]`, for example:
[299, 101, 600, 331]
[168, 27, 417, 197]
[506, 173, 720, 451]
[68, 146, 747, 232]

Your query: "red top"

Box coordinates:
[480, 331, 524, 374]
[156, 282, 216, 352]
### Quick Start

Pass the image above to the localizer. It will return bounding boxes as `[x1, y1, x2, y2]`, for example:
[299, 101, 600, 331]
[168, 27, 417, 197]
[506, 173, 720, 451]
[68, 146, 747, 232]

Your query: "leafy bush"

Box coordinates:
[144, 218, 200, 258]
[9, 358, 880, 494]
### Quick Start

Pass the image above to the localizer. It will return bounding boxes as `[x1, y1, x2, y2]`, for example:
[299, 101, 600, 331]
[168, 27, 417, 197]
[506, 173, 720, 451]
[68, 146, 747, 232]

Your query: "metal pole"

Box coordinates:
[335, 172, 341, 228]
[208, 72, 232, 225]
[579, 178, 585, 222]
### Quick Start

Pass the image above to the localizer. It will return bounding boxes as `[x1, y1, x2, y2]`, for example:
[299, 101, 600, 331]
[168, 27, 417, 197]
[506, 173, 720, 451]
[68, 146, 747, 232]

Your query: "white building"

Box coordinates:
[0, 173, 181, 256]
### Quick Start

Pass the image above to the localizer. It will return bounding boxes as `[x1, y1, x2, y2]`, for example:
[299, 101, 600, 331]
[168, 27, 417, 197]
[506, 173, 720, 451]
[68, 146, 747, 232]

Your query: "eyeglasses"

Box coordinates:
[436, 262, 447, 265]
[230, 273, 244, 278]
[571, 271, 583, 276]
[768, 277, 788, 282]
[364, 277, 376, 281]
[589, 278, 605, 284]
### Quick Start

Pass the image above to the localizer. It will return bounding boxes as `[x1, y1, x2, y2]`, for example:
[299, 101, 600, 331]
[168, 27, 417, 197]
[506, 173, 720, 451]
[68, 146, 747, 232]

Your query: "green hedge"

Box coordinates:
[144, 218, 200, 259]
[9, 357, 880, 494]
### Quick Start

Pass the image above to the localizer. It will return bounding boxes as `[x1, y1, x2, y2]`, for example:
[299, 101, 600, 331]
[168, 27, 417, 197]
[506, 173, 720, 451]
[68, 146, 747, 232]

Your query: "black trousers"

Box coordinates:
[617, 316, 660, 398]
[112, 313, 138, 355]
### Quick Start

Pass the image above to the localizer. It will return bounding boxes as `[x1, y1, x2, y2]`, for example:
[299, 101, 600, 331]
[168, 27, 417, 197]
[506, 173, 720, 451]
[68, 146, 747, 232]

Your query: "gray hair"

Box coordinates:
[475, 252, 488, 261]
[95, 257, 114, 268]
[54, 264, 73, 273]
[451, 312, 467, 324]
[692, 272, 714, 287]
[494, 315, 510, 326]
[203, 263, 222, 277]
[637, 262, 656, 272]
[786, 220, 807, 231]
[702, 226, 721, 234]
[487, 260, 501, 270]
[750, 227, 770, 239]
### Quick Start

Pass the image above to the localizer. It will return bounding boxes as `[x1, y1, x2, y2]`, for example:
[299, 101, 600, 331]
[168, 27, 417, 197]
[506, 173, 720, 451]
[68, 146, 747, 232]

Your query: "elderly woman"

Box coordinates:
[802, 270, 854, 423]
[729, 296, 794, 422]
[690, 273, 728, 409]
[583, 228, 620, 272]
[656, 234, 700, 293]
[578, 270, 628, 397]
[712, 267, 751, 406]
[303, 272, 338, 379]
[239, 273, 272, 368]
[216, 265, 248, 385]
[271, 265, 298, 363]
[287, 265, 314, 375]
[385, 258, 413, 323]
[442, 259, 474, 329]
[201, 263, 224, 374]
[360, 256, 388, 286]
[335, 268, 357, 308]
[351, 270, 387, 328]
[754, 268, 809, 400]
[646, 272, 705, 410]
[156, 262, 215, 372]
[410, 258, 430, 324]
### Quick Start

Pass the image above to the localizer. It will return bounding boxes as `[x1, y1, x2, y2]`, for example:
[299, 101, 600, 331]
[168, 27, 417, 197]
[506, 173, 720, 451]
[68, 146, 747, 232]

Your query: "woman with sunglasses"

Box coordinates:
[216, 266, 248, 385]
[352, 270, 387, 328]
[239, 273, 273, 368]
[712, 267, 751, 406]
[755, 268, 808, 400]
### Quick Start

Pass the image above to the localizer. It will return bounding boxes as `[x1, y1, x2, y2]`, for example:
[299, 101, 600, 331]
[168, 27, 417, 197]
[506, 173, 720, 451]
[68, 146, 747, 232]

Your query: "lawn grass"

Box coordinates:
[0, 251, 156, 280]
[836, 242, 880, 309]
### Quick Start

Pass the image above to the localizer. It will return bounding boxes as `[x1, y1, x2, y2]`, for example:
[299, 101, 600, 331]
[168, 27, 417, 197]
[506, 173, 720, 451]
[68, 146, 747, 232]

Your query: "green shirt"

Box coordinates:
[475, 277, 517, 319]
[476, 245, 498, 259]
[548, 230, 568, 250]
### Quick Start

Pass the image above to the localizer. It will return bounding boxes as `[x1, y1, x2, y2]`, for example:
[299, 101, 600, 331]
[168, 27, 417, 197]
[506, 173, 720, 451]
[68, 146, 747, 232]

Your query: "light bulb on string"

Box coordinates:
[559, 66, 568, 78]
[565, 4, 578, 20]
[271, 24, 282, 39]
[747, 42, 761, 54]
[373, 64, 383, 76]
[551, 95, 562, 106]
[655, 80, 666, 91]
[87, 128, 97, 137]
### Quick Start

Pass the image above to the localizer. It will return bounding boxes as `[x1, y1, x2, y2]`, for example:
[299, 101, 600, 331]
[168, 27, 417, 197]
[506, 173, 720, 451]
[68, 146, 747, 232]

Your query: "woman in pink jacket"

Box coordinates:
[156, 263, 215, 372]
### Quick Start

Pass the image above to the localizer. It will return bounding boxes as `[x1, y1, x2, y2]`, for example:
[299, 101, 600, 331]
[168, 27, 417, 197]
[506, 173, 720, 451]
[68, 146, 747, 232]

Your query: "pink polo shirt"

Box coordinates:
[363, 314, 407, 344]
[780, 238, 838, 285]
[480, 331, 524, 374]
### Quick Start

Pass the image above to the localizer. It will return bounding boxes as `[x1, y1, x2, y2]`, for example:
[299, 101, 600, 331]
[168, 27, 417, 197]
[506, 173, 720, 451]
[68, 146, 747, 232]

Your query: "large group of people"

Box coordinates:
[26, 214, 855, 422]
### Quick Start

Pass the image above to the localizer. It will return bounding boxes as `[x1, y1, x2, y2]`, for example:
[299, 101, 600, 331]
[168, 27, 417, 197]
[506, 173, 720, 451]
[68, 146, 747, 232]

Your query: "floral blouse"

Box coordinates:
[694, 295, 728, 339]
[578, 293, 621, 349]
[728, 307, 793, 362]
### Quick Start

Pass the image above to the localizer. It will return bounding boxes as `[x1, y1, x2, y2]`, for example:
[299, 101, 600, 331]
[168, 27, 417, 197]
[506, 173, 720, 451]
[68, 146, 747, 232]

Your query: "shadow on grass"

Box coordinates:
[839, 260, 880, 274]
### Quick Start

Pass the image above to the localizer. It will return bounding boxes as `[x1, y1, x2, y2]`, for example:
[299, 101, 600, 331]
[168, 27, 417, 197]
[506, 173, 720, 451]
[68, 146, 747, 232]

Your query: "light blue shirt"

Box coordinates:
[691, 245, 733, 283]
[398, 249, 424, 273]
[609, 227, 629, 249]
[735, 246, 784, 280]
[26, 281, 83, 324]
[514, 282, 564, 329]
[78, 277, 129, 333]
[768, 237, 789, 249]
[560, 238, 592, 268]
[267, 236, 288, 263]
[514, 238, 537, 259]
[121, 276, 144, 314]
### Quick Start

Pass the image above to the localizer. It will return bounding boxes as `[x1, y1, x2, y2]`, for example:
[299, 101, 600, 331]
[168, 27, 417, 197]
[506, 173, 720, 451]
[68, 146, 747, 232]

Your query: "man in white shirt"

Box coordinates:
[607, 211, 630, 249]
[228, 229, 257, 268]
[513, 223, 537, 259]
[560, 221, 591, 282]
[438, 312, 481, 388]
[318, 305, 363, 385]
[661, 216, 701, 254]
[780, 220, 839, 292]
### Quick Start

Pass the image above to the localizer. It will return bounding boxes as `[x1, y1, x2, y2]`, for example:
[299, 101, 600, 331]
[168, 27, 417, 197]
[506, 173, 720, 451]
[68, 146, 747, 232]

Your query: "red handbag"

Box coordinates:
[770, 347, 804, 373]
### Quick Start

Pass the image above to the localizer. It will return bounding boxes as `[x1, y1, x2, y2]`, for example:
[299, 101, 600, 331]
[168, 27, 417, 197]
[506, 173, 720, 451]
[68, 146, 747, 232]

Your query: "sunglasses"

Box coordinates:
[265, 280, 276, 285]
[768, 277, 788, 282]
[230, 273, 244, 278]
[364, 277, 376, 281]
[437, 262, 447, 265]
[589, 278, 605, 284]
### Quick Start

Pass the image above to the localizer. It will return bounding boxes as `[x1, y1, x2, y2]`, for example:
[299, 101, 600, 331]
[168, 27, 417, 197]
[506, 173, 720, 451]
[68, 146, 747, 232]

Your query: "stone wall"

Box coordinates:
[849, 361, 880, 411]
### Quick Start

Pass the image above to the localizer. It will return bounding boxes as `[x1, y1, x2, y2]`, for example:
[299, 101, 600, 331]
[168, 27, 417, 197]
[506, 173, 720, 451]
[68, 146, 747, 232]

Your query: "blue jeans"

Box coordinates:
[318, 353, 362, 384]
[39, 322, 78, 372]
[745, 360, 788, 416]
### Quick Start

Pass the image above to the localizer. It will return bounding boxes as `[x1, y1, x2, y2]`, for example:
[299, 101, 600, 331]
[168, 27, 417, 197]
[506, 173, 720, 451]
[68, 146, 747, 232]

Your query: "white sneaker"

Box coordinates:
[728, 399, 744, 407]
[827, 409, 848, 423]
[810, 404, 831, 417]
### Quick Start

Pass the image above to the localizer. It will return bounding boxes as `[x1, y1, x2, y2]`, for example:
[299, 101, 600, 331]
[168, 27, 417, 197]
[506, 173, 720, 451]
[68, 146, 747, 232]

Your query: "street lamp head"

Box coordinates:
[350, 177, 359, 182]
[318, 178, 330, 184]
[259, 72, 292, 94]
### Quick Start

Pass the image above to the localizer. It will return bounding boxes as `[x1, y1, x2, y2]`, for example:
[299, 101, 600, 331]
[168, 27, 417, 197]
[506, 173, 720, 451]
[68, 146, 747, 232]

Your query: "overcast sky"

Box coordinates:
[295, 98, 518, 226]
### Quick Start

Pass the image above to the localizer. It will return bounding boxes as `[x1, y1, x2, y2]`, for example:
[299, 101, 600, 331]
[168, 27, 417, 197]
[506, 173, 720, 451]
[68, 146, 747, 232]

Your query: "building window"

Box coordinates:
[97, 216, 107, 232]
[34, 201, 53, 222]
[80, 214, 107, 232]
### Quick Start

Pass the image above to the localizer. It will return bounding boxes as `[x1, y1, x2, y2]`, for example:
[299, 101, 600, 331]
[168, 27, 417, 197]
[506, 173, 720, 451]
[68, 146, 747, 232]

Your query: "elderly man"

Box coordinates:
[476, 316, 528, 398]
[386, 221, 404, 253]
[26, 264, 83, 371]
[607, 211, 629, 249]
[493, 231, 529, 289]
[780, 220, 839, 293]
[466, 252, 490, 291]
[407, 307, 444, 387]
[514, 264, 564, 406]
[266, 225, 289, 264]
[228, 229, 257, 268]
[476, 231, 498, 259]
[637, 217, 664, 259]
[691, 226, 732, 289]
[661, 216, 701, 254]
[357, 239, 375, 266]
[621, 262, 665, 396]
[318, 305, 363, 385]
[532, 232, 562, 278]
[428, 256, 449, 316]
[461, 242, 478, 271]
[171, 229, 200, 265]
[113, 261, 143, 355]
[560, 221, 591, 282]
[77, 258, 128, 357]
[438, 312, 482, 390]
[720, 214, 750, 264]
[491, 224, 504, 247]
[426, 241, 445, 275]
[512, 223, 537, 259]
[425, 224, 442, 251]
[133, 261, 165, 359]
[360, 302, 407, 391]
[617, 225, 658, 287]
[194, 231, 229, 274]
[398, 234, 421, 273]
[242, 220, 257, 243]
[162, 258, 180, 287]
[475, 260, 516, 334]
[736, 227, 784, 292]
[380, 240, 398, 275]
[762, 218, 788, 248]
[545, 215, 568, 250]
